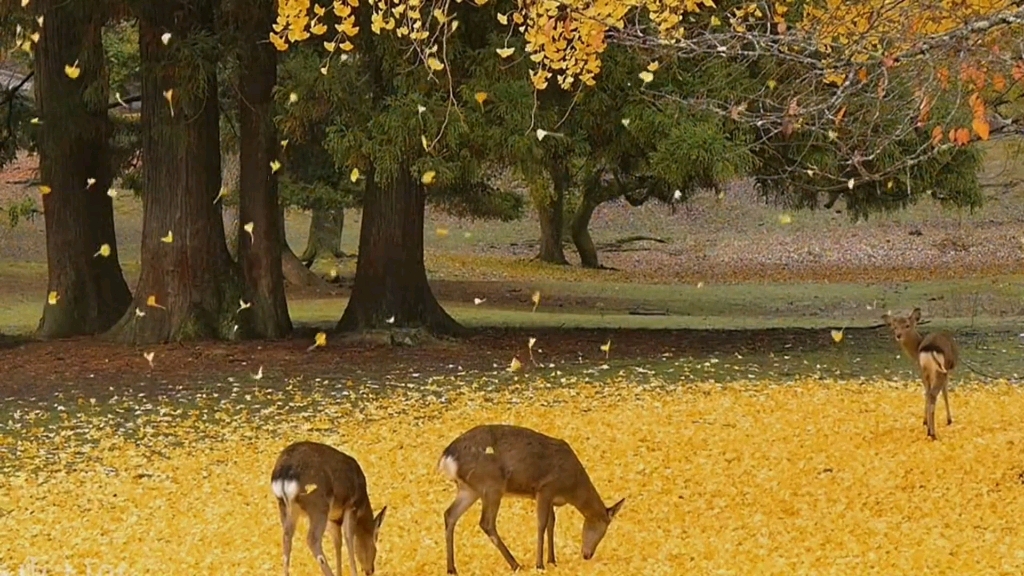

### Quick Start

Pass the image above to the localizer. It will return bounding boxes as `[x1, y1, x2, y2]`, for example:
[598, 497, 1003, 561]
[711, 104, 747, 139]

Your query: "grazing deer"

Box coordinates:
[438, 424, 625, 574]
[882, 307, 960, 439]
[270, 441, 387, 576]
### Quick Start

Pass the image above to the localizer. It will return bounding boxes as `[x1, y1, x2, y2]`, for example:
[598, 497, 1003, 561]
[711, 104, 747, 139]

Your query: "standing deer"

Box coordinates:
[882, 307, 960, 439]
[438, 424, 625, 574]
[270, 441, 387, 576]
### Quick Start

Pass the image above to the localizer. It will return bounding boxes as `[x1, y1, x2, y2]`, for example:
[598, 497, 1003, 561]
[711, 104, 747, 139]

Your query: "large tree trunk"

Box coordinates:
[299, 207, 345, 266]
[535, 162, 570, 265]
[571, 184, 603, 269]
[279, 206, 332, 289]
[235, 0, 292, 338]
[34, 0, 132, 338]
[107, 1, 239, 344]
[337, 166, 461, 335]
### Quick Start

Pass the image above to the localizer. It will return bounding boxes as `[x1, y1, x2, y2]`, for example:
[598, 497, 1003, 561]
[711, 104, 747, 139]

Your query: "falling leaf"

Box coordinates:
[697, 281, 705, 289]
[600, 339, 611, 359]
[64, 61, 81, 79]
[95, 244, 111, 258]
[508, 357, 522, 372]
[426, 57, 445, 71]
[621, 118, 631, 127]
[107, 188, 118, 199]
[161, 32, 172, 45]
[288, 92, 299, 104]
[115, 92, 129, 108]
[350, 168, 360, 182]
[38, 185, 51, 195]
[21, 0, 30, 6]
[29, 117, 41, 124]
[496, 47, 515, 58]
[86, 178, 96, 188]
[29, 32, 39, 44]
[163, 89, 174, 117]
[474, 92, 488, 107]
[473, 297, 486, 305]
[421, 135, 430, 150]
[134, 307, 146, 318]
[320, 64, 329, 75]
[639, 71, 654, 83]
[238, 299, 252, 312]
[146, 295, 166, 310]
[497, 12, 508, 25]
[417, 104, 427, 114]
[528, 337, 536, 350]
[47, 291, 59, 305]
[303, 483, 317, 494]
[421, 170, 436, 185]
[766, 79, 777, 90]
[531, 290, 541, 312]
[536, 129, 549, 141]
[778, 214, 792, 225]
[307, 331, 327, 352]
[386, 315, 396, 324]
[328, 268, 338, 280]
[35, 14, 43, 26]
[252, 366, 263, 380]
[847, 178, 855, 190]
[436, 227, 449, 238]
[280, 139, 289, 150]
[270, 160, 282, 174]
[213, 187, 228, 205]
[160, 231, 173, 244]
[143, 351, 155, 368]
[243, 222, 255, 242]
[831, 328, 845, 343]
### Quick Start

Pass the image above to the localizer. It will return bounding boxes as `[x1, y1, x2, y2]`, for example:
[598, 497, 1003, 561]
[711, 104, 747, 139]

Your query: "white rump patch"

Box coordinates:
[919, 350, 947, 374]
[438, 454, 459, 481]
[271, 478, 300, 502]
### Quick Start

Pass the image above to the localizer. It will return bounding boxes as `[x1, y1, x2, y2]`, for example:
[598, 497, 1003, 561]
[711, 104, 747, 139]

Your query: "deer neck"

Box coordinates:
[901, 330, 924, 359]
[570, 476, 607, 521]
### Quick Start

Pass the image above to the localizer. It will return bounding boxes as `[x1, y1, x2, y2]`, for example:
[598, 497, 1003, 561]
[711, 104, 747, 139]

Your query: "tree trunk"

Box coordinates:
[571, 184, 603, 269]
[337, 165, 461, 335]
[106, 1, 239, 344]
[34, 0, 132, 338]
[236, 0, 292, 338]
[536, 163, 569, 265]
[299, 207, 345, 266]
[279, 206, 332, 289]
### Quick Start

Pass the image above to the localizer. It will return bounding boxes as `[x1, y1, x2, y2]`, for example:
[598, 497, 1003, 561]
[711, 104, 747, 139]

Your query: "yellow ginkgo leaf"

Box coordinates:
[621, 118, 631, 127]
[767, 79, 778, 90]
[95, 244, 111, 258]
[238, 299, 252, 312]
[47, 291, 59, 305]
[535, 129, 549, 141]
[38, 185, 51, 195]
[304, 331, 328, 352]
[143, 351, 155, 368]
[496, 47, 515, 58]
[134, 307, 146, 318]
[161, 32, 172, 45]
[711, 15, 722, 26]
[421, 170, 436, 185]
[639, 71, 654, 84]
[243, 222, 255, 242]
[86, 178, 96, 188]
[29, 32, 39, 44]
[163, 89, 175, 117]
[509, 357, 522, 372]
[601, 339, 612, 359]
[213, 187, 227, 205]
[303, 483, 318, 494]
[107, 188, 118, 198]
[421, 135, 430, 150]
[146, 295, 166, 309]
[474, 92, 488, 107]
[270, 160, 282, 174]
[831, 328, 845, 343]
[160, 230, 173, 243]
[436, 227, 449, 238]
[528, 337, 536, 350]
[29, 117, 41, 124]
[647, 61, 660, 72]
[350, 168, 360, 182]
[280, 139, 289, 149]
[115, 92, 129, 108]
[324, 41, 337, 52]
[778, 214, 792, 225]
[427, 57, 445, 71]
[288, 92, 299, 104]
[64, 61, 81, 79]
[485, 446, 495, 454]
[531, 290, 541, 312]
[473, 297, 486, 305]
[319, 64, 329, 75]
[21, 0, 30, 7]
[497, 12, 508, 25]
[35, 15, 43, 26]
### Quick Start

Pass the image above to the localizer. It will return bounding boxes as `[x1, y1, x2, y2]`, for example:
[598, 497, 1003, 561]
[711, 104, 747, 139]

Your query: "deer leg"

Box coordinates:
[327, 520, 343, 576]
[306, 508, 337, 576]
[279, 500, 296, 576]
[926, 385, 940, 440]
[941, 374, 953, 425]
[343, 509, 359, 576]
[545, 505, 556, 566]
[922, 379, 929, 426]
[535, 493, 554, 570]
[479, 490, 521, 572]
[444, 487, 479, 575]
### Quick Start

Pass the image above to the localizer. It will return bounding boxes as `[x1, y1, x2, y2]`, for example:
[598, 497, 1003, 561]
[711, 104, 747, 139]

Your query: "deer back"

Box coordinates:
[440, 424, 593, 500]
[272, 441, 372, 518]
[920, 331, 959, 371]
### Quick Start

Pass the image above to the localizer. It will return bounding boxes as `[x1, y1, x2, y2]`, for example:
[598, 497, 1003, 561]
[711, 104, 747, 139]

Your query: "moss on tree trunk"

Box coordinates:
[34, 0, 131, 338]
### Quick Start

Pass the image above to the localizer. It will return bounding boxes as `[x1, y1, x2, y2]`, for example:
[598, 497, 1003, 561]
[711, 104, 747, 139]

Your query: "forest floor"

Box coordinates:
[0, 140, 1023, 401]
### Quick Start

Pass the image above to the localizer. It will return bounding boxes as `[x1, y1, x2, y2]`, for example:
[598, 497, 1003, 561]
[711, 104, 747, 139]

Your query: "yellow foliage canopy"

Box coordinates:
[3, 378, 1024, 573]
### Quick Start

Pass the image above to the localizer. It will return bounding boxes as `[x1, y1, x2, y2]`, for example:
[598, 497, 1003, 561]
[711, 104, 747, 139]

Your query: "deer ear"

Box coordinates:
[374, 506, 387, 532]
[910, 307, 922, 322]
[606, 498, 625, 520]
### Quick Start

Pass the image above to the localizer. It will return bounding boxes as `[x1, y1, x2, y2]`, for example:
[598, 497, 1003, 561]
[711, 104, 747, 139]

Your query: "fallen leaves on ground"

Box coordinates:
[3, 377, 1024, 574]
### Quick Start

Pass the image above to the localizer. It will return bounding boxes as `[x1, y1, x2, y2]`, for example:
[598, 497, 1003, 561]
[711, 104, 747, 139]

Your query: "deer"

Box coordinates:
[438, 423, 625, 574]
[270, 441, 387, 576]
[882, 307, 960, 440]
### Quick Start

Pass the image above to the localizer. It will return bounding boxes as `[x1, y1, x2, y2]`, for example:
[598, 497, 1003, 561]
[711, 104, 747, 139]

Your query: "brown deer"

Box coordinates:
[438, 424, 625, 574]
[882, 307, 960, 439]
[270, 441, 387, 576]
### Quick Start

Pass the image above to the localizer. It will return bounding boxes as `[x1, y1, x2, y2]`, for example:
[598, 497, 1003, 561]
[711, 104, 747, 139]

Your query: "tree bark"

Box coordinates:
[279, 206, 332, 289]
[337, 166, 461, 335]
[34, 1, 132, 338]
[299, 207, 345, 266]
[235, 0, 292, 338]
[571, 184, 603, 269]
[106, 0, 239, 344]
[536, 162, 569, 265]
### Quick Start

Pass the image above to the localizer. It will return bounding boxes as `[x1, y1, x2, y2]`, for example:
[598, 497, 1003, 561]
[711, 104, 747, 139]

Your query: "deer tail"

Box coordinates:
[271, 464, 301, 514]
[919, 349, 948, 375]
[437, 452, 460, 482]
